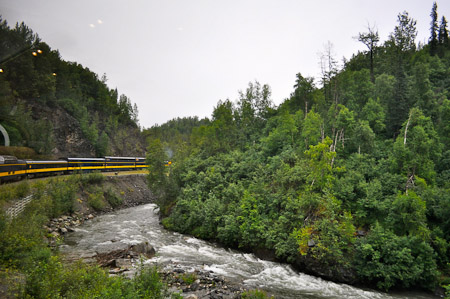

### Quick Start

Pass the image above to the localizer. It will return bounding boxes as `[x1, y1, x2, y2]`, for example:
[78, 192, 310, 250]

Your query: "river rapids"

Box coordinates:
[60, 203, 437, 299]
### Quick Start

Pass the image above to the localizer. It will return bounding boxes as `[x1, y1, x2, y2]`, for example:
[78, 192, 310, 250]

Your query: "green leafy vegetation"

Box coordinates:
[241, 289, 272, 299]
[105, 187, 124, 208]
[147, 4, 450, 292]
[21, 259, 181, 298]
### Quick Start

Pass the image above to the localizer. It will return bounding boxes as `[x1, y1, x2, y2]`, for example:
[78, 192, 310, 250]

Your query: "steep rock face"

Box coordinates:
[28, 101, 145, 158]
[30, 102, 95, 157]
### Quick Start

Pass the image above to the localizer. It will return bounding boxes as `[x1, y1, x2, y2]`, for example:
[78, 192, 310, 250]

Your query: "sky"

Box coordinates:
[1, 0, 449, 128]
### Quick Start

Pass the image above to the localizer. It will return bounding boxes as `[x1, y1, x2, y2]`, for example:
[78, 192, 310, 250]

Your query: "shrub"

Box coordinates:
[180, 272, 197, 285]
[87, 191, 105, 211]
[79, 172, 104, 185]
[105, 187, 123, 208]
[0, 181, 30, 203]
[355, 223, 437, 291]
[241, 289, 271, 299]
[48, 179, 76, 218]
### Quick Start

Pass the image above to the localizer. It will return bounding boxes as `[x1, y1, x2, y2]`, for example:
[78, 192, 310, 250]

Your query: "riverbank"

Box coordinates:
[45, 174, 153, 241]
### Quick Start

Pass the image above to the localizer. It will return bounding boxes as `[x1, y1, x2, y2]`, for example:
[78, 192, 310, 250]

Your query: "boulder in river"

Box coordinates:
[96, 241, 155, 268]
[129, 241, 155, 258]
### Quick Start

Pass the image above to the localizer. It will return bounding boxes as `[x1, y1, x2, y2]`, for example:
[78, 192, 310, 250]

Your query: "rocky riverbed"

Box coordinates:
[47, 175, 257, 298]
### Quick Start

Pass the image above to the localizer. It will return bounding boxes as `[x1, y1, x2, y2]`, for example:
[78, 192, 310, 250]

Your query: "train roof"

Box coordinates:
[66, 157, 105, 161]
[0, 155, 18, 164]
[26, 160, 68, 164]
[104, 156, 140, 160]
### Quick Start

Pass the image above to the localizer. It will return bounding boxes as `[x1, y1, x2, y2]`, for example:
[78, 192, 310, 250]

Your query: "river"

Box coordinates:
[60, 203, 437, 299]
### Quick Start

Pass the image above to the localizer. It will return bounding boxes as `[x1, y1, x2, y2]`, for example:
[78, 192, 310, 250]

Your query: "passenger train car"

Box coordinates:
[0, 155, 147, 183]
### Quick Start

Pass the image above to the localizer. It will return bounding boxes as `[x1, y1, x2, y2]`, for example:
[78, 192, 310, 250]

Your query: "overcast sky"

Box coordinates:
[1, 0, 449, 128]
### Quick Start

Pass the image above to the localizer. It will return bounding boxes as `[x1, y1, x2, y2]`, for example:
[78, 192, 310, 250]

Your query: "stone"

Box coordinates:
[87, 214, 94, 219]
[59, 227, 68, 234]
[185, 295, 198, 299]
[190, 282, 200, 291]
[356, 230, 366, 237]
[129, 242, 155, 258]
[115, 258, 132, 269]
[109, 268, 126, 274]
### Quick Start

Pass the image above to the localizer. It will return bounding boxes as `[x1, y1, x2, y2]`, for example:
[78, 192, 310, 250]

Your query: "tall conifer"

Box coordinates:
[429, 2, 438, 55]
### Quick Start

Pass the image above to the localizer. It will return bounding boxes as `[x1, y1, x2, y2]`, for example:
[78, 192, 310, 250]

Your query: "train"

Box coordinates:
[0, 155, 147, 183]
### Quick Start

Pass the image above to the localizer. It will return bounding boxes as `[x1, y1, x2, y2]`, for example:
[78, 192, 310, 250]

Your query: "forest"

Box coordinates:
[0, 18, 143, 157]
[145, 4, 450, 293]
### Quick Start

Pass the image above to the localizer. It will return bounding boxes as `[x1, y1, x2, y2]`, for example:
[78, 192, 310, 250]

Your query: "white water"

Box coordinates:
[60, 204, 437, 299]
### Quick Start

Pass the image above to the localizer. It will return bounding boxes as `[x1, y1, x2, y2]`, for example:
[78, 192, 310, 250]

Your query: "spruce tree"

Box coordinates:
[438, 16, 449, 47]
[429, 2, 438, 55]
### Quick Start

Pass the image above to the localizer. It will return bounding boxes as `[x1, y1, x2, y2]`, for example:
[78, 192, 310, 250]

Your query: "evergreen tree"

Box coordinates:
[438, 16, 449, 46]
[429, 2, 439, 55]
[385, 12, 417, 135]
[291, 73, 315, 114]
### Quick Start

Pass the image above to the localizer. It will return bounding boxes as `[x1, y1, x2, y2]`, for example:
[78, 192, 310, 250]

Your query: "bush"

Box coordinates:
[22, 259, 182, 299]
[0, 204, 51, 269]
[78, 172, 104, 185]
[0, 180, 30, 203]
[48, 179, 76, 218]
[180, 272, 197, 285]
[241, 289, 271, 299]
[355, 223, 437, 291]
[105, 187, 123, 208]
[0, 146, 37, 159]
[87, 191, 105, 211]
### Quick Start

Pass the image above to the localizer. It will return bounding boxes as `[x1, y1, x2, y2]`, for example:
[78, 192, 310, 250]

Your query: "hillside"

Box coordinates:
[145, 7, 450, 294]
[0, 19, 145, 158]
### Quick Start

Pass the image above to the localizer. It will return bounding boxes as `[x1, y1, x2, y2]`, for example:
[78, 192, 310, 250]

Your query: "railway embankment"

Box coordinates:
[44, 174, 154, 241]
[2, 173, 152, 219]
[1, 173, 154, 246]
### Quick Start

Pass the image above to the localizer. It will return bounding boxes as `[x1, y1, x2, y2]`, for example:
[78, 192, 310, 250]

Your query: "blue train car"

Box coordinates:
[26, 160, 68, 178]
[0, 155, 26, 182]
[104, 156, 137, 171]
[66, 157, 106, 173]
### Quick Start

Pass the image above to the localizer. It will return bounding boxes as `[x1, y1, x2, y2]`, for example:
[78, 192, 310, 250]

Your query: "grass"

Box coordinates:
[180, 272, 197, 285]
[0, 180, 31, 204]
[241, 289, 273, 299]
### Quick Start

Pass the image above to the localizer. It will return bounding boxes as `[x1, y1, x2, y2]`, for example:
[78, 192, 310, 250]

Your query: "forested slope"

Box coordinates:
[0, 18, 144, 158]
[146, 7, 450, 293]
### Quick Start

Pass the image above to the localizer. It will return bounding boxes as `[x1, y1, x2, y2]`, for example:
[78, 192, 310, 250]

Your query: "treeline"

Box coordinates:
[146, 4, 450, 293]
[0, 18, 142, 157]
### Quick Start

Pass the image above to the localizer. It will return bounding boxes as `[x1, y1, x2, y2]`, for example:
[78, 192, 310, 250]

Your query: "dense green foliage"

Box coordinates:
[147, 6, 450, 292]
[0, 18, 142, 156]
